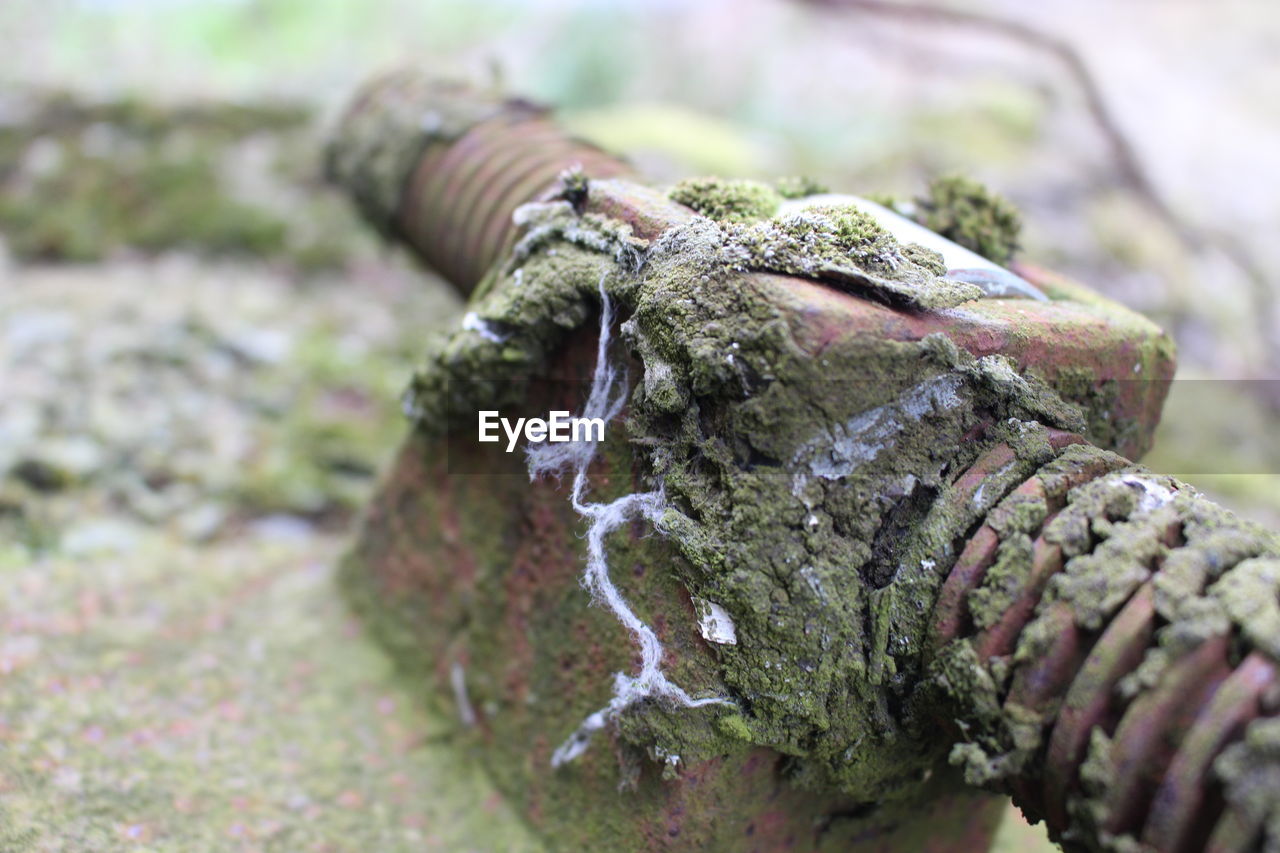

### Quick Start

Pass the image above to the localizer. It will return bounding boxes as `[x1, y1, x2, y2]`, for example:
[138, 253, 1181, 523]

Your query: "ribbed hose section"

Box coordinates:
[929, 441, 1280, 852]
[326, 69, 635, 296]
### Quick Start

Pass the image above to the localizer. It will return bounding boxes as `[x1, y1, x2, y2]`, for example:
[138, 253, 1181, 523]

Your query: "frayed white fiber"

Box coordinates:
[528, 276, 729, 768]
[525, 274, 627, 481]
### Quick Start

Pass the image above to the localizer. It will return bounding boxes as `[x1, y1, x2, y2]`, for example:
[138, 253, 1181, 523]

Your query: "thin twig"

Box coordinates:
[803, 0, 1278, 380]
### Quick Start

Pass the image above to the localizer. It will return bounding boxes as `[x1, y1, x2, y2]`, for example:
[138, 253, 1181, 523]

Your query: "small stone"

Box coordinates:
[692, 597, 737, 645]
[248, 514, 315, 543]
[62, 518, 143, 556]
[177, 502, 226, 542]
[226, 327, 292, 365]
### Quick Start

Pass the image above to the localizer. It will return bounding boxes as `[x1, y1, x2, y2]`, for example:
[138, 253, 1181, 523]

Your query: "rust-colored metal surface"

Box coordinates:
[346, 330, 1010, 852]
[927, 450, 1277, 851]
[400, 116, 633, 289]
[327, 71, 635, 293]
[330, 71, 1280, 853]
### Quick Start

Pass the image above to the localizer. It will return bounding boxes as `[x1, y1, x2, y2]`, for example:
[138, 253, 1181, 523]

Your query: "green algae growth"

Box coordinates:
[359, 168, 1278, 851]
[915, 175, 1022, 267]
[396, 180, 1091, 806]
[0, 531, 541, 853]
[668, 176, 781, 222]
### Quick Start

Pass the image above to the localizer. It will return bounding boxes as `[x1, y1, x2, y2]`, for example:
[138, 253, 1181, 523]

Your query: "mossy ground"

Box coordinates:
[0, 117, 546, 846]
[0, 92, 371, 271]
[0, 244, 549, 850]
[0, 530, 540, 852]
[0, 256, 452, 553]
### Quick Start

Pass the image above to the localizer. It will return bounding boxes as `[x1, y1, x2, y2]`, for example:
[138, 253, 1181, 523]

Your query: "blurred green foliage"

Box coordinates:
[0, 91, 371, 268]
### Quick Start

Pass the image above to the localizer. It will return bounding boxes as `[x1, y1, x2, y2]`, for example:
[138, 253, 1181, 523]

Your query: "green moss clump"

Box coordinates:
[901, 242, 949, 276]
[717, 204, 979, 309]
[1214, 716, 1280, 848]
[774, 175, 829, 199]
[967, 533, 1035, 630]
[915, 175, 1022, 266]
[664, 181, 991, 308]
[668, 176, 780, 223]
[809, 204, 894, 254]
[727, 202, 894, 261]
[404, 202, 638, 428]
[395, 195, 1088, 806]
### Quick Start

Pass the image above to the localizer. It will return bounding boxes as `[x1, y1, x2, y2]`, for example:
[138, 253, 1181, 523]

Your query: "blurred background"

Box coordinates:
[0, 0, 1275, 849]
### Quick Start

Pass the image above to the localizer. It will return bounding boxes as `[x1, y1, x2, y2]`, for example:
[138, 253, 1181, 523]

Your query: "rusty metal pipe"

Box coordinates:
[330, 70, 1280, 853]
[325, 70, 635, 294]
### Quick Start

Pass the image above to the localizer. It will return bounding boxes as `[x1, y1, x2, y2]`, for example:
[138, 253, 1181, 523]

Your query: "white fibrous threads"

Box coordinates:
[527, 276, 729, 768]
